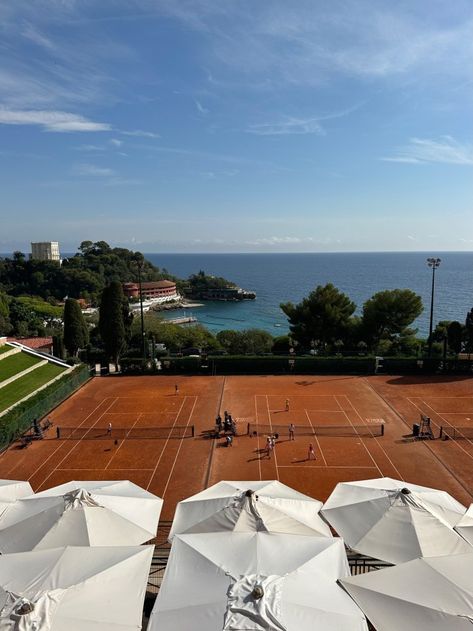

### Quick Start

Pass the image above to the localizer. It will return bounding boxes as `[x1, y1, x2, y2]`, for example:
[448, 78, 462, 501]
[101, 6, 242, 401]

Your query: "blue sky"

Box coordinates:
[1, 0, 472, 253]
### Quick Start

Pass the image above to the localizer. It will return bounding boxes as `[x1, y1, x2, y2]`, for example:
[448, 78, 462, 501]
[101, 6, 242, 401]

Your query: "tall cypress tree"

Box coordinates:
[99, 281, 128, 369]
[63, 298, 88, 357]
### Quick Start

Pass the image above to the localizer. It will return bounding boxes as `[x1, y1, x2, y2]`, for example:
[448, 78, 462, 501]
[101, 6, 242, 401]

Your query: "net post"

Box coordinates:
[191, 425, 195, 438]
[381, 423, 384, 437]
[439, 426, 443, 439]
[247, 422, 250, 435]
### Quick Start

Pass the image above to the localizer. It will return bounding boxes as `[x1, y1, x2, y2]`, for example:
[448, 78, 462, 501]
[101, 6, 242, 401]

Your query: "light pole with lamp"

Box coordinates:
[134, 253, 146, 361]
[427, 257, 441, 357]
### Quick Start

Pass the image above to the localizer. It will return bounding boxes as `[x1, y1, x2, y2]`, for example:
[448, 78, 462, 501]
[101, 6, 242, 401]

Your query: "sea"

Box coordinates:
[146, 252, 473, 338]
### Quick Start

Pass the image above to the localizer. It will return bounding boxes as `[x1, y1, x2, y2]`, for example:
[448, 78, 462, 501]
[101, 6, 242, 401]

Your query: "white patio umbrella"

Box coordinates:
[0, 482, 163, 552]
[34, 479, 163, 540]
[0, 479, 33, 502]
[0, 545, 153, 630]
[454, 504, 473, 545]
[169, 480, 331, 539]
[321, 477, 469, 564]
[149, 532, 367, 631]
[341, 552, 473, 631]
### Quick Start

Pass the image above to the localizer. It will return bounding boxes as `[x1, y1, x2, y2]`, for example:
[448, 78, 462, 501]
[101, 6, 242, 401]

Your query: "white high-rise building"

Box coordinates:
[31, 241, 61, 262]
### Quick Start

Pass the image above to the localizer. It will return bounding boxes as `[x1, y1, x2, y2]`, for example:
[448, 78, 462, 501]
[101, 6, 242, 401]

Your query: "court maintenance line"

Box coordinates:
[104, 412, 142, 470]
[343, 394, 404, 480]
[266, 395, 280, 481]
[22, 396, 114, 483]
[162, 396, 199, 498]
[335, 395, 383, 477]
[35, 397, 118, 490]
[146, 395, 189, 492]
[304, 408, 327, 466]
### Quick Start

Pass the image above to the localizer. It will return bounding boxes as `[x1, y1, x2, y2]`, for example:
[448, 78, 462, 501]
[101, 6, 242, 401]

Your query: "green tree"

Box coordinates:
[63, 298, 88, 357]
[465, 308, 473, 357]
[447, 321, 463, 355]
[53, 333, 65, 360]
[272, 335, 291, 354]
[281, 283, 356, 348]
[361, 289, 423, 351]
[216, 330, 242, 354]
[216, 329, 273, 354]
[0, 292, 11, 335]
[99, 281, 128, 369]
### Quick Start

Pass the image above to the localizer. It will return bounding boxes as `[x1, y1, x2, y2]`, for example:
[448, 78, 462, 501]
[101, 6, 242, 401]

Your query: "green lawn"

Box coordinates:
[0, 353, 42, 383]
[0, 346, 12, 355]
[0, 364, 66, 413]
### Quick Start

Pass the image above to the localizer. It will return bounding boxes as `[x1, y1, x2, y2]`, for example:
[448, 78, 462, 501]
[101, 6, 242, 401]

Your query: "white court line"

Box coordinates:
[254, 395, 262, 481]
[408, 397, 473, 460]
[268, 409, 343, 414]
[19, 397, 112, 482]
[304, 409, 327, 466]
[104, 413, 142, 470]
[335, 396, 383, 477]
[146, 396, 189, 492]
[162, 396, 198, 497]
[256, 394, 348, 398]
[56, 467, 155, 471]
[343, 394, 403, 480]
[279, 465, 379, 469]
[438, 412, 473, 415]
[35, 397, 118, 490]
[266, 395, 280, 480]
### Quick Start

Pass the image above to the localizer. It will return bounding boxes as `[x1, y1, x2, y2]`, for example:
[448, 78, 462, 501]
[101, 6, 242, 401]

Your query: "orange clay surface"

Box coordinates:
[0, 374, 472, 520]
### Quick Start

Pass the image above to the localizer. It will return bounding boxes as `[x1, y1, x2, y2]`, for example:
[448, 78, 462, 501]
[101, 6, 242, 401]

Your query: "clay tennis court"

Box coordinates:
[0, 374, 472, 519]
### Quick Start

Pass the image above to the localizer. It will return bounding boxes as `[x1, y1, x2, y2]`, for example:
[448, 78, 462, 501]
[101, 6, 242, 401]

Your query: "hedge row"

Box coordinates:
[120, 355, 473, 376]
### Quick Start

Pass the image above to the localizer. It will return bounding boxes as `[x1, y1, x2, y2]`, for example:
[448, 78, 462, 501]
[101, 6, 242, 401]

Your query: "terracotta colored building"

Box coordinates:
[123, 280, 178, 301]
[7, 337, 54, 354]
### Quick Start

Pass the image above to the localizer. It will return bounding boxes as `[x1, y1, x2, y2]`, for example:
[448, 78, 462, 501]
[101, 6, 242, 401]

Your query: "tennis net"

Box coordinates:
[56, 425, 194, 440]
[246, 423, 384, 438]
[439, 426, 473, 440]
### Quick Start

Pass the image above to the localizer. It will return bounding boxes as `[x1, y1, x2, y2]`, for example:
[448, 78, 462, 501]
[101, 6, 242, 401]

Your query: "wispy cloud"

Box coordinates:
[109, 138, 123, 147]
[120, 129, 160, 138]
[382, 136, 473, 165]
[194, 99, 209, 115]
[21, 23, 55, 51]
[0, 108, 111, 132]
[74, 144, 105, 151]
[156, 1, 473, 85]
[72, 163, 115, 177]
[247, 117, 324, 136]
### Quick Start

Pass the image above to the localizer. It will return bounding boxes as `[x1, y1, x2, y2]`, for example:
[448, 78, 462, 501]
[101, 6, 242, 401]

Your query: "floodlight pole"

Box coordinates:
[427, 257, 441, 358]
[135, 255, 146, 361]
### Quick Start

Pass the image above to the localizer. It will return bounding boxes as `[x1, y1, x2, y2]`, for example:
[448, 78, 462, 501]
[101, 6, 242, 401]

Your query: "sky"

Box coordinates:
[0, 0, 472, 253]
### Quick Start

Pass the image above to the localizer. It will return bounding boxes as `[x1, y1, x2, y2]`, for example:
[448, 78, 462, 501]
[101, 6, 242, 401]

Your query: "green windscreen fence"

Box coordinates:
[0, 365, 90, 450]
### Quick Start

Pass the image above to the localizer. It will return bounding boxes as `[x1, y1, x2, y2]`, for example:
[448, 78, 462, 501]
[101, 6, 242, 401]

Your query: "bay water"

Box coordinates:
[147, 252, 473, 337]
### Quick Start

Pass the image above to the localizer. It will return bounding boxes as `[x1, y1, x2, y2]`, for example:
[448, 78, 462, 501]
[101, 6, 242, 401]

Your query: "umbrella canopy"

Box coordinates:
[34, 480, 163, 540]
[0, 545, 153, 630]
[341, 552, 473, 631]
[321, 477, 469, 564]
[170, 480, 331, 540]
[149, 532, 367, 631]
[0, 483, 162, 552]
[455, 504, 473, 545]
[0, 479, 33, 504]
